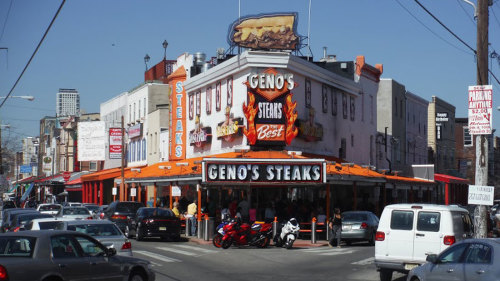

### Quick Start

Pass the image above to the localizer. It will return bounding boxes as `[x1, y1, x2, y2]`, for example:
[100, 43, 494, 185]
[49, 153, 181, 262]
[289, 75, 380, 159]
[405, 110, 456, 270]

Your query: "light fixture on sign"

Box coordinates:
[159, 166, 171, 170]
[340, 163, 355, 167]
[131, 168, 141, 173]
[176, 162, 188, 167]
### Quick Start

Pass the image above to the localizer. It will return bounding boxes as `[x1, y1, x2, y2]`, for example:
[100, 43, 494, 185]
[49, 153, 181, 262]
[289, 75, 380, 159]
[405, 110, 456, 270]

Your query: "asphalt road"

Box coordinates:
[131, 238, 407, 281]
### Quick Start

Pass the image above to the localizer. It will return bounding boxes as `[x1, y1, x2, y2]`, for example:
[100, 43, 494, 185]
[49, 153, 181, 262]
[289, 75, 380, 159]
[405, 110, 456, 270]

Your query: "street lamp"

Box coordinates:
[144, 54, 150, 71]
[0, 96, 35, 101]
[162, 40, 168, 60]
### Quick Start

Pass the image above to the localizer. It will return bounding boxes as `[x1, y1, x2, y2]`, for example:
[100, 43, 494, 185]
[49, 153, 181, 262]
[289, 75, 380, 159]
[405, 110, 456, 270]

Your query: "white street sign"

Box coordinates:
[468, 85, 493, 135]
[468, 185, 494, 205]
[130, 188, 137, 197]
[112, 187, 117, 196]
[171, 186, 181, 197]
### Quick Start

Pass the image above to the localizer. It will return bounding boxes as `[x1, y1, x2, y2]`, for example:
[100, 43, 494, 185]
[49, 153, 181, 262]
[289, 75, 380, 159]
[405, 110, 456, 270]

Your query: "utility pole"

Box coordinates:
[120, 115, 125, 201]
[474, 0, 490, 238]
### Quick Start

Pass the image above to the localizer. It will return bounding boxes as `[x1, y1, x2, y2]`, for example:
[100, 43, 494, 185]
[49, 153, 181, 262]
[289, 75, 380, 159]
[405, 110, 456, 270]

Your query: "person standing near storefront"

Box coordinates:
[172, 202, 180, 218]
[329, 208, 342, 248]
[238, 196, 249, 222]
[186, 199, 197, 236]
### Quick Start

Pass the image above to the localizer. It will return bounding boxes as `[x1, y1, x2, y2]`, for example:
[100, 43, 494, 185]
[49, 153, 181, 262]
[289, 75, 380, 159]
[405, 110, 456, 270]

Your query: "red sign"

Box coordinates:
[63, 171, 71, 182]
[109, 128, 122, 159]
[243, 68, 298, 146]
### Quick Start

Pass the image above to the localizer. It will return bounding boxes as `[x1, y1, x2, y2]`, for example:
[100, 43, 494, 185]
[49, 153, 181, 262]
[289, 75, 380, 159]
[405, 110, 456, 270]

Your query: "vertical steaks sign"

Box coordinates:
[243, 68, 298, 146]
[468, 85, 493, 135]
[202, 159, 326, 184]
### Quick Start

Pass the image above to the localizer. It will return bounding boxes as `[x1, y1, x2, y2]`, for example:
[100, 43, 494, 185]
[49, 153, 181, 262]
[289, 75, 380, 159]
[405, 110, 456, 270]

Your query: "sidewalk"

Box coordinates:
[187, 236, 329, 248]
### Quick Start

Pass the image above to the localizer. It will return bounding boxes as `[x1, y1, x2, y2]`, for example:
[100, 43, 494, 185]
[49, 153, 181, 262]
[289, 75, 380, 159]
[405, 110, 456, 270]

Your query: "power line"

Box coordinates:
[394, 0, 473, 55]
[456, 0, 476, 25]
[0, 0, 13, 43]
[0, 0, 66, 109]
[414, 0, 476, 53]
[491, 6, 500, 29]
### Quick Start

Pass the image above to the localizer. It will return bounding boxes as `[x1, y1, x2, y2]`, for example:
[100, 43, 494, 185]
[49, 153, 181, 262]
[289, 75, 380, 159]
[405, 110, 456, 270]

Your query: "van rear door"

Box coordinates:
[386, 210, 415, 262]
[413, 211, 442, 262]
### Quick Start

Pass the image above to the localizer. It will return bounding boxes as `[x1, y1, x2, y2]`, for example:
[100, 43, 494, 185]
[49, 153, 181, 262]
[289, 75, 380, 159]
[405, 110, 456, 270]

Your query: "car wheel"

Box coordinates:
[128, 271, 146, 281]
[379, 269, 393, 281]
[409, 277, 421, 281]
[135, 227, 143, 241]
[369, 232, 375, 246]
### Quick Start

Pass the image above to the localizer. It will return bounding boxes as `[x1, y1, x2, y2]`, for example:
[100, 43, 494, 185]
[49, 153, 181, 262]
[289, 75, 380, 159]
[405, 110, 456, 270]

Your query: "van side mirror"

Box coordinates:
[426, 254, 439, 264]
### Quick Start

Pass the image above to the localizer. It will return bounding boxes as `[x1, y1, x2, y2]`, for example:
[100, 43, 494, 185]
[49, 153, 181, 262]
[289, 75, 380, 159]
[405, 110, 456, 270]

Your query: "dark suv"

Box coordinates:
[104, 201, 145, 232]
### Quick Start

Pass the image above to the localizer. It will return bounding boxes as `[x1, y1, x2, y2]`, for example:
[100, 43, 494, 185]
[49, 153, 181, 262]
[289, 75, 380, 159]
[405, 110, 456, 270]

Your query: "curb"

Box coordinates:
[187, 237, 328, 248]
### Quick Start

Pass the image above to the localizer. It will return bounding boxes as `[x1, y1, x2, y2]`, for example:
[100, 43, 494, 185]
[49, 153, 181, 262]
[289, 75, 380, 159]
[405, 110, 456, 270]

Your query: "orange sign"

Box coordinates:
[169, 66, 187, 160]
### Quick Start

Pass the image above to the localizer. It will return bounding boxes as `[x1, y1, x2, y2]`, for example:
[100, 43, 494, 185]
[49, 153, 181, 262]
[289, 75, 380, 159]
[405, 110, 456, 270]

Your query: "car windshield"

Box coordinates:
[142, 208, 175, 217]
[0, 237, 36, 257]
[67, 223, 122, 237]
[37, 221, 65, 230]
[63, 208, 89, 215]
[343, 213, 368, 222]
[85, 205, 99, 211]
[19, 214, 53, 224]
[116, 203, 143, 213]
[39, 205, 61, 211]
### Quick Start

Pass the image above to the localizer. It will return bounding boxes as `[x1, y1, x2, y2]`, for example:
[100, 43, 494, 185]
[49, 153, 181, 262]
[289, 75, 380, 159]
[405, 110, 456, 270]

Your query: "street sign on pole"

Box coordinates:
[468, 185, 494, 206]
[62, 171, 71, 182]
[468, 85, 493, 135]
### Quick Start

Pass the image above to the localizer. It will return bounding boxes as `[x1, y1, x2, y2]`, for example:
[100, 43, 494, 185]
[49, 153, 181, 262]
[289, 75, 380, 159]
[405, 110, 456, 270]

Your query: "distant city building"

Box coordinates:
[21, 137, 39, 177]
[56, 88, 80, 117]
[428, 96, 456, 175]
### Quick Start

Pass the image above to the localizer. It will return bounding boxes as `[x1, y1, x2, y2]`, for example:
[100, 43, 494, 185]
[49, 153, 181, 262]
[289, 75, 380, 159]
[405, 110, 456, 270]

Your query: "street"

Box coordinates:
[130, 239, 406, 281]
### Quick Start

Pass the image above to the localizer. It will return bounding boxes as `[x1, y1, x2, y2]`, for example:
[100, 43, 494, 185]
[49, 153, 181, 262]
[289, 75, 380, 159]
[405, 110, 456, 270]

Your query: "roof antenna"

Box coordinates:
[307, 0, 313, 61]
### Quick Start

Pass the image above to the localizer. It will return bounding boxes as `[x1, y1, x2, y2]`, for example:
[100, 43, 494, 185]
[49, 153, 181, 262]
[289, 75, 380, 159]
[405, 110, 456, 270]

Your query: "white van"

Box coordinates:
[374, 204, 473, 281]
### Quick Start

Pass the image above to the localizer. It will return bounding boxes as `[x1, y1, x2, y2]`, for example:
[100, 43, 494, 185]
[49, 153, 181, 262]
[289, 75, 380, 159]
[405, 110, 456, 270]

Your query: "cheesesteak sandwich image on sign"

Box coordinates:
[229, 13, 300, 50]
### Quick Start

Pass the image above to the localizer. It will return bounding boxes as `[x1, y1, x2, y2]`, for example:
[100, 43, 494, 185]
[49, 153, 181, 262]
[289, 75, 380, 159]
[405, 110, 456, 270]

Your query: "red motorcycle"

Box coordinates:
[220, 219, 273, 249]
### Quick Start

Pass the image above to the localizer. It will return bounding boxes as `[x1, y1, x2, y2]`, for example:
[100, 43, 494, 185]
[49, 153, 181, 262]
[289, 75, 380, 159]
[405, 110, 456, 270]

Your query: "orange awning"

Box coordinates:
[81, 167, 136, 182]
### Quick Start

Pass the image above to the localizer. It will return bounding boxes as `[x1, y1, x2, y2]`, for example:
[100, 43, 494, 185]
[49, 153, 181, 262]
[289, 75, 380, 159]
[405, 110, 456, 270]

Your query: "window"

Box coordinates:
[464, 127, 472, 147]
[322, 84, 328, 113]
[0, 236, 36, 257]
[351, 134, 354, 147]
[89, 162, 97, 171]
[417, 212, 440, 232]
[370, 95, 374, 124]
[74, 235, 105, 257]
[189, 94, 194, 120]
[438, 243, 468, 264]
[206, 87, 212, 115]
[138, 100, 141, 119]
[350, 96, 355, 121]
[51, 235, 79, 258]
[305, 79, 311, 108]
[400, 100, 403, 118]
[331, 88, 337, 116]
[390, 210, 414, 230]
[143, 98, 146, 116]
[340, 138, 347, 159]
[216, 81, 221, 112]
[342, 93, 347, 119]
[133, 103, 136, 121]
[142, 139, 146, 160]
[464, 243, 492, 264]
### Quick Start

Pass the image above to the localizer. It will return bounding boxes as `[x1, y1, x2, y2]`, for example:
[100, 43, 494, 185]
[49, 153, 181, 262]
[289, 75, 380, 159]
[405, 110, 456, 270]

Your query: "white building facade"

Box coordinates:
[56, 88, 80, 117]
[100, 92, 128, 169]
[179, 51, 381, 163]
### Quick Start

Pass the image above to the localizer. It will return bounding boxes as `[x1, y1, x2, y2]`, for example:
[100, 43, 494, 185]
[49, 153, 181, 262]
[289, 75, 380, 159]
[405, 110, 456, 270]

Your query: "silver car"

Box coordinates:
[36, 203, 62, 215]
[59, 219, 132, 256]
[0, 230, 154, 281]
[407, 238, 500, 281]
[56, 206, 93, 220]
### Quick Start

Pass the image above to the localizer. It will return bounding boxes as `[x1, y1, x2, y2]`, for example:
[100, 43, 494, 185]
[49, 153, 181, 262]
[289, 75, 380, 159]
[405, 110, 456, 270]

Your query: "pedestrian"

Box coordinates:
[329, 208, 342, 248]
[186, 199, 197, 236]
[264, 202, 275, 223]
[238, 196, 250, 222]
[172, 202, 180, 218]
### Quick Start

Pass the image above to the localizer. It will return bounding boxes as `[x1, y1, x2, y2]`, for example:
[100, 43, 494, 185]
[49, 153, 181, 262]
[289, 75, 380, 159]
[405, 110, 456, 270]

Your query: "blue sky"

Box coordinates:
[1, 0, 499, 143]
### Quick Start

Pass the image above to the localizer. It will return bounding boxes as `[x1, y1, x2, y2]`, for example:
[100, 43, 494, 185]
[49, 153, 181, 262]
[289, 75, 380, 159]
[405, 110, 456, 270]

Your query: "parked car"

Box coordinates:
[36, 203, 62, 215]
[24, 217, 73, 230]
[407, 238, 500, 281]
[0, 230, 155, 281]
[375, 204, 473, 281]
[1, 208, 38, 232]
[63, 202, 83, 207]
[96, 204, 109, 219]
[340, 211, 379, 245]
[104, 201, 145, 232]
[56, 207, 93, 220]
[9, 213, 53, 232]
[125, 207, 181, 241]
[83, 203, 100, 218]
[58, 219, 132, 256]
[1, 200, 17, 210]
